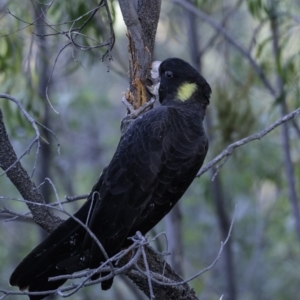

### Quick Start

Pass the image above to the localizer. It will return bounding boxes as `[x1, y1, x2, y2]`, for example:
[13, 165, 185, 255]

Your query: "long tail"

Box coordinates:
[9, 201, 91, 300]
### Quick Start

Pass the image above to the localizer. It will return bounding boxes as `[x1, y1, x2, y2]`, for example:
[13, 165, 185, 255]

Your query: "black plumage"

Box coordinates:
[9, 58, 211, 299]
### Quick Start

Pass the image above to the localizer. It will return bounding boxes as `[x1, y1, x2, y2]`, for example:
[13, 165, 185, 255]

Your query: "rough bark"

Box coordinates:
[185, 2, 237, 299]
[0, 110, 62, 233]
[118, 0, 161, 108]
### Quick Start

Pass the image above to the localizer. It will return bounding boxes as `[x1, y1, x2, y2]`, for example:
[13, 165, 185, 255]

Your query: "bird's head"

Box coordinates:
[148, 58, 211, 106]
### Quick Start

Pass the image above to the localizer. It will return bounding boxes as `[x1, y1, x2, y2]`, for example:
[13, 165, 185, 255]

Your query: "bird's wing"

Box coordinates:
[128, 107, 209, 236]
[83, 105, 207, 260]
[84, 107, 170, 257]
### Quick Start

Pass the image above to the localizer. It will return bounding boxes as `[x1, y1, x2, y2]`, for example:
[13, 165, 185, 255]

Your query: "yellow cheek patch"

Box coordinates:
[177, 82, 197, 101]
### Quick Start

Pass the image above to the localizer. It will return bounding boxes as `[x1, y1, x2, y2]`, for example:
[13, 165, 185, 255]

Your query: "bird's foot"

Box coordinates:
[122, 96, 155, 119]
[120, 96, 156, 134]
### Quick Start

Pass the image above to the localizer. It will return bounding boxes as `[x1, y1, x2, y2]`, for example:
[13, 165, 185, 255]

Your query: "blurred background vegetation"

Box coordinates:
[0, 0, 300, 299]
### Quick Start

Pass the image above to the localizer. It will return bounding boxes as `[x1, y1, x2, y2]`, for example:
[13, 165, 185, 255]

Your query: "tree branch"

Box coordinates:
[121, 242, 199, 300]
[0, 109, 62, 232]
[197, 106, 300, 178]
[118, 0, 161, 108]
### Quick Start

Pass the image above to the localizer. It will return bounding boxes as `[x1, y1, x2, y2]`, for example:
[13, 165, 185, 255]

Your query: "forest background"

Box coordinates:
[0, 0, 300, 299]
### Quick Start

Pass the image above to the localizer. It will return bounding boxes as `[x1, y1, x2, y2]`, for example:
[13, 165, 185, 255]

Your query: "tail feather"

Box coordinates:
[27, 269, 68, 300]
[10, 201, 91, 295]
[100, 275, 114, 290]
[10, 217, 83, 289]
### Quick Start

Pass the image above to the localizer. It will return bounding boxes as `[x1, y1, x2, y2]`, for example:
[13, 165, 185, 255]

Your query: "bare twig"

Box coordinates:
[134, 206, 236, 288]
[197, 106, 300, 178]
[45, 42, 71, 114]
[0, 94, 42, 176]
[0, 195, 88, 223]
[65, 194, 89, 201]
[0, 131, 237, 300]
[139, 234, 155, 300]
[0, 207, 32, 220]
[37, 178, 63, 209]
[6, 1, 115, 114]
[36, 120, 61, 153]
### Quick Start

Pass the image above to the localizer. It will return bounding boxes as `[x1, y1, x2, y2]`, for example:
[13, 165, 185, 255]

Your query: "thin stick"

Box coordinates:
[197, 106, 300, 178]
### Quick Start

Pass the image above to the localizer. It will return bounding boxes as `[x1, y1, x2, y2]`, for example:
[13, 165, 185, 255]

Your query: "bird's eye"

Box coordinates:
[165, 71, 173, 78]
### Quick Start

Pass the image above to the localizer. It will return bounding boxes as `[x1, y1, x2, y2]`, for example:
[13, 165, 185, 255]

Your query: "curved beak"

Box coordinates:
[146, 61, 161, 98]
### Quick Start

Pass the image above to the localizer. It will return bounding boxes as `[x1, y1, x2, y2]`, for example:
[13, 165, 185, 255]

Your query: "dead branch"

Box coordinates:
[0, 108, 62, 232]
[197, 106, 300, 178]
